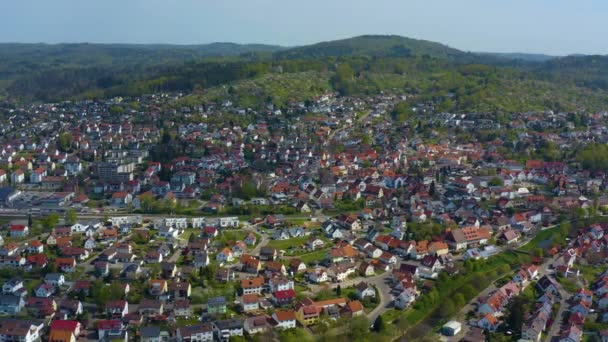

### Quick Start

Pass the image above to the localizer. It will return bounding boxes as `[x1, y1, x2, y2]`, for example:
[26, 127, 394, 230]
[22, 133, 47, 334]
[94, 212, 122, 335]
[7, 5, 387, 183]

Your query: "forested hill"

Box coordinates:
[2, 35, 608, 109]
[0, 42, 284, 79]
[273, 35, 467, 60]
[533, 55, 608, 90]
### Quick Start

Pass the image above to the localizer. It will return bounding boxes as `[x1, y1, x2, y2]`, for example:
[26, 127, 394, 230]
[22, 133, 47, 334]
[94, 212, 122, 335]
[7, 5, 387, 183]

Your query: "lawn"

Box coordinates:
[216, 230, 247, 245]
[298, 249, 329, 265]
[267, 235, 310, 251]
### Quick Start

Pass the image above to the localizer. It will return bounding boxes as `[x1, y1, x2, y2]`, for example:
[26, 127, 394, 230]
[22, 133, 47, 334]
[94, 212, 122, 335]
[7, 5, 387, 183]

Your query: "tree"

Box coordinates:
[57, 132, 73, 152]
[437, 298, 456, 318]
[41, 213, 60, 230]
[348, 316, 370, 342]
[65, 208, 77, 225]
[91, 280, 124, 308]
[373, 315, 386, 332]
[336, 284, 342, 296]
[236, 181, 257, 200]
[489, 177, 504, 186]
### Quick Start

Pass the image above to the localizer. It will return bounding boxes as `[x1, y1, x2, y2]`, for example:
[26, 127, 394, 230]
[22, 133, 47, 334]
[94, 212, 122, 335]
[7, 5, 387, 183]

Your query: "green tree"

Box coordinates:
[65, 208, 77, 225]
[41, 213, 60, 229]
[57, 132, 73, 152]
[373, 315, 386, 332]
[348, 316, 370, 342]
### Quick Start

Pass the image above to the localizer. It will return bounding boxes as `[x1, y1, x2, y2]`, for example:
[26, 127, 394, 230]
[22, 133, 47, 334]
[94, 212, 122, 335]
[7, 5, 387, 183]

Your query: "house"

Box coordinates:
[244, 315, 272, 335]
[216, 248, 234, 263]
[169, 282, 191, 299]
[394, 289, 416, 309]
[359, 262, 375, 277]
[139, 326, 162, 342]
[176, 323, 214, 342]
[138, 299, 163, 317]
[106, 300, 129, 318]
[0, 319, 44, 342]
[148, 280, 168, 297]
[241, 277, 264, 295]
[296, 305, 320, 326]
[289, 259, 307, 274]
[214, 319, 244, 339]
[216, 268, 235, 283]
[44, 273, 65, 287]
[306, 237, 325, 251]
[477, 313, 500, 332]
[259, 247, 278, 261]
[111, 192, 133, 207]
[2, 279, 24, 295]
[25, 254, 48, 270]
[558, 323, 582, 342]
[193, 253, 210, 268]
[8, 225, 28, 238]
[244, 233, 257, 246]
[499, 229, 521, 245]
[98, 320, 127, 341]
[56, 258, 76, 273]
[207, 296, 227, 315]
[265, 261, 287, 276]
[174, 299, 191, 318]
[27, 240, 43, 254]
[10, 170, 24, 184]
[94, 262, 109, 277]
[58, 299, 83, 319]
[307, 268, 329, 283]
[26, 297, 56, 317]
[241, 294, 260, 313]
[272, 310, 297, 329]
[35, 283, 55, 298]
[0, 295, 25, 314]
[355, 282, 376, 299]
[340, 300, 364, 318]
[273, 289, 296, 306]
[268, 276, 294, 292]
[49, 320, 82, 341]
[160, 262, 177, 278]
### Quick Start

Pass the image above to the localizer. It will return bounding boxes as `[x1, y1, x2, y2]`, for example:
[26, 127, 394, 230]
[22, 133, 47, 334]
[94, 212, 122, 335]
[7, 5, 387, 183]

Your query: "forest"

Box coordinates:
[2, 35, 608, 116]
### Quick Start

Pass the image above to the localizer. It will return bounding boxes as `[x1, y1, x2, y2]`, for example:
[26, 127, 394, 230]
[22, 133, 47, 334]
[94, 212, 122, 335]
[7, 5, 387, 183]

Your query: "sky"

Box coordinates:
[1, 0, 607, 55]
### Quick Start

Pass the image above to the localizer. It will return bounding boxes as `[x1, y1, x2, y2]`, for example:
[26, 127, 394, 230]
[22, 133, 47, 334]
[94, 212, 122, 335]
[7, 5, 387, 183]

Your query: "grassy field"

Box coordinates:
[266, 235, 310, 251]
[298, 249, 330, 264]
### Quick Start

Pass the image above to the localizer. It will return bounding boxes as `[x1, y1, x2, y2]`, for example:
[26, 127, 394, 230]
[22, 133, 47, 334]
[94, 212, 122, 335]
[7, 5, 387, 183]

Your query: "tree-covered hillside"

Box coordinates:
[3, 34, 608, 114]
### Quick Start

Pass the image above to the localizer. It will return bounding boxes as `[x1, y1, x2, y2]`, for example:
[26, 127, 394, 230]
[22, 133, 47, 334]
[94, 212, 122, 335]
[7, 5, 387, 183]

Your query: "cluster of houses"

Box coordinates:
[472, 264, 541, 332]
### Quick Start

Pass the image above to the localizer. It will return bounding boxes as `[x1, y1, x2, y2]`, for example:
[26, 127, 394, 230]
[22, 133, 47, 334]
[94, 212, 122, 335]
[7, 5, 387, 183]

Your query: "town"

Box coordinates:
[0, 87, 607, 342]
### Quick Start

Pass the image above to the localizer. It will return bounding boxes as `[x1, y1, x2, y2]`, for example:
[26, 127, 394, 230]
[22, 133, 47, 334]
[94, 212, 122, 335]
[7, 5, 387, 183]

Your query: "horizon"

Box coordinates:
[2, 0, 608, 56]
[0, 36, 585, 58]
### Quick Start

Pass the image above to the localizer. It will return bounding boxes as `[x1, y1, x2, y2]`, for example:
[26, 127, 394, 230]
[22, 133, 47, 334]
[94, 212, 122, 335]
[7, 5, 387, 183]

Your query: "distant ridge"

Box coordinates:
[273, 35, 467, 60]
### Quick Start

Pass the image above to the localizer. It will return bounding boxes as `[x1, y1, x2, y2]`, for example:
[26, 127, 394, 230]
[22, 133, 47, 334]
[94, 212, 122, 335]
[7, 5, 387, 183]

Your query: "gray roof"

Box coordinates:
[214, 318, 243, 330]
[140, 326, 161, 338]
[207, 296, 226, 307]
[0, 295, 21, 306]
[44, 273, 63, 281]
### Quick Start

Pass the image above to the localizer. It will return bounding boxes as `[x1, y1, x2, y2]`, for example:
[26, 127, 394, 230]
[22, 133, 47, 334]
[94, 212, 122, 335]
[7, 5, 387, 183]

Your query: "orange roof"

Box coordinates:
[345, 300, 364, 312]
[241, 276, 264, 288]
[29, 240, 43, 247]
[313, 297, 347, 308]
[48, 330, 74, 342]
[274, 309, 296, 321]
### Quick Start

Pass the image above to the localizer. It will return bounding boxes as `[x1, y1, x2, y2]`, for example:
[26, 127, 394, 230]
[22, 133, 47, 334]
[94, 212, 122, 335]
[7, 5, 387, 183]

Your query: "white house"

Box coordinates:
[395, 289, 416, 309]
[272, 311, 297, 329]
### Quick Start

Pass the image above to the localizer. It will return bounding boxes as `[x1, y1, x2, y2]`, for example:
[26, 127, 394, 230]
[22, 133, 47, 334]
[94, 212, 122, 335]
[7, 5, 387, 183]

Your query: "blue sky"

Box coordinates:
[1, 0, 607, 55]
